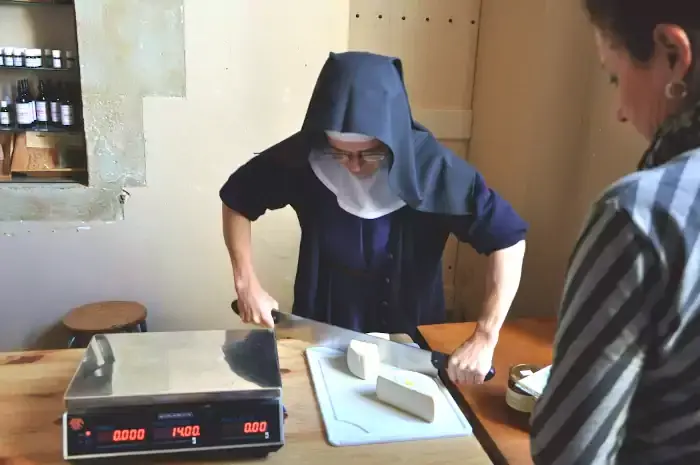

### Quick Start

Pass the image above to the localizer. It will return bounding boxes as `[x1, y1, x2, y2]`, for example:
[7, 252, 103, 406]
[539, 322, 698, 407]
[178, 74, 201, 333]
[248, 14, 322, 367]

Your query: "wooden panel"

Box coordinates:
[412, 109, 472, 140]
[451, 0, 640, 322]
[349, 0, 481, 110]
[442, 140, 469, 313]
[349, 0, 482, 315]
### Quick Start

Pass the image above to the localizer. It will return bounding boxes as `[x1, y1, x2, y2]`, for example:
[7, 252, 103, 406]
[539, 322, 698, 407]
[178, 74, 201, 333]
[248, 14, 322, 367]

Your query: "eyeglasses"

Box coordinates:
[322, 147, 388, 163]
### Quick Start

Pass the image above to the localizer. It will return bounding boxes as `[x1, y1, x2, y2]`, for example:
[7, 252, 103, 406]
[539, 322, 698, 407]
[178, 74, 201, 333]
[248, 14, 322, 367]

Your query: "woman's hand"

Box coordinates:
[447, 330, 497, 385]
[234, 277, 278, 328]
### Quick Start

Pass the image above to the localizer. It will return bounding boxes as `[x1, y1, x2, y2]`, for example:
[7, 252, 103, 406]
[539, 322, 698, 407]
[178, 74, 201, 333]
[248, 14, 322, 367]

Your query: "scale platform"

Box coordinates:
[62, 329, 284, 461]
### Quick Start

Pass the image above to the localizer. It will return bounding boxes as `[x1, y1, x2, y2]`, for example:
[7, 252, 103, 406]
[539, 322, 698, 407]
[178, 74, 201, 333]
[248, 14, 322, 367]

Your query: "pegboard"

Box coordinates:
[349, 0, 481, 141]
[349, 0, 482, 312]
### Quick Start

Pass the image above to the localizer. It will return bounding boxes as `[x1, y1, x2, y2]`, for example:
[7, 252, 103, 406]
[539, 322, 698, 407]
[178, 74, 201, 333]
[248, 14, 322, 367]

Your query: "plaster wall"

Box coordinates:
[0, 0, 349, 350]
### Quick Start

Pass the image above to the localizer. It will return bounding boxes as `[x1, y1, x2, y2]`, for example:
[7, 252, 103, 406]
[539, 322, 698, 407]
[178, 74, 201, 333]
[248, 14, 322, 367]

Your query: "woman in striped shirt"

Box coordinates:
[531, 1, 700, 464]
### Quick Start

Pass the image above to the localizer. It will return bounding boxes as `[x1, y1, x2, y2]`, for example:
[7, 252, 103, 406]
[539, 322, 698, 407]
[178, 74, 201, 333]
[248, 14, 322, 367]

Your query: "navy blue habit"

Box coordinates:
[220, 51, 528, 337]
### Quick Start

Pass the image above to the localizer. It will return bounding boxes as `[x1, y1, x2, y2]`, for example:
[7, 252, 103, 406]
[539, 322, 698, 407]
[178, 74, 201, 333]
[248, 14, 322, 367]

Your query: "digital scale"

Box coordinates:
[62, 329, 284, 461]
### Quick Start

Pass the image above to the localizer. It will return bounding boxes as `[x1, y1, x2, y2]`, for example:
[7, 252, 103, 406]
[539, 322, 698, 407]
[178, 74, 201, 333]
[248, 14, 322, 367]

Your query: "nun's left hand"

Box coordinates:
[447, 331, 497, 385]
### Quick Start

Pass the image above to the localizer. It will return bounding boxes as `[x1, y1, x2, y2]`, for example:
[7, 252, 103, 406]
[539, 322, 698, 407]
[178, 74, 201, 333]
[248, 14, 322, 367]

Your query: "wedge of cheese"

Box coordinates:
[376, 369, 438, 422]
[346, 339, 381, 380]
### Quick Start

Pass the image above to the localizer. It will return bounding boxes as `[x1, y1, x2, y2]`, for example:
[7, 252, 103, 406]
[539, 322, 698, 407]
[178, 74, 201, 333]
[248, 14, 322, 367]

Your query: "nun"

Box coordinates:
[221, 51, 528, 384]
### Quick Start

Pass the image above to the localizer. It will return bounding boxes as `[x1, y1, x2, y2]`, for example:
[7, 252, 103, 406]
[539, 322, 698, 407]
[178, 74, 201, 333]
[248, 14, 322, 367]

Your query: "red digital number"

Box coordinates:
[243, 421, 268, 434]
[171, 425, 201, 438]
[112, 428, 146, 442]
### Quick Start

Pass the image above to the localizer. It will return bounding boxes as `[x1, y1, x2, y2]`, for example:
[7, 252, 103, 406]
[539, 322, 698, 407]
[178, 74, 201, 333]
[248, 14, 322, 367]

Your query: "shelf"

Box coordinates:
[0, 177, 80, 183]
[0, 66, 76, 72]
[1, 168, 86, 184]
[0, 0, 73, 5]
[0, 124, 82, 134]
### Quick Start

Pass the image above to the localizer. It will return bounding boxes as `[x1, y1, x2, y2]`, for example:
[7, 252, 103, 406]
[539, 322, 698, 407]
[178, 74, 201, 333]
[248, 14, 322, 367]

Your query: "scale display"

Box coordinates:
[64, 398, 283, 459]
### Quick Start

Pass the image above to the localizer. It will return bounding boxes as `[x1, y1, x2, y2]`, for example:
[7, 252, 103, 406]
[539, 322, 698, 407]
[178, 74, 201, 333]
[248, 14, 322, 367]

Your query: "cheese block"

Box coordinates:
[346, 339, 381, 380]
[376, 369, 438, 422]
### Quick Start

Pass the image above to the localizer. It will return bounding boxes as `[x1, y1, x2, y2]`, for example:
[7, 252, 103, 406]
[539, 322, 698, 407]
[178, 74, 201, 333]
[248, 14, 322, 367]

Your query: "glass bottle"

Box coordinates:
[60, 82, 74, 127]
[0, 101, 11, 127]
[49, 80, 61, 127]
[15, 80, 35, 129]
[35, 80, 49, 126]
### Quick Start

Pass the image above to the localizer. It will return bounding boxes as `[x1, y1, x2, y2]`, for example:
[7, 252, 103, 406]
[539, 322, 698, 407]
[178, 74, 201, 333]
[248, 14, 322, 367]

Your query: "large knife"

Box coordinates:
[231, 300, 495, 381]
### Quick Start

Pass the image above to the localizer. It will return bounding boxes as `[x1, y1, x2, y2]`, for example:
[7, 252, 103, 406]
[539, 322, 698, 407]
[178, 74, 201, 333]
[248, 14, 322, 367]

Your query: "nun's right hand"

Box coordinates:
[235, 278, 278, 328]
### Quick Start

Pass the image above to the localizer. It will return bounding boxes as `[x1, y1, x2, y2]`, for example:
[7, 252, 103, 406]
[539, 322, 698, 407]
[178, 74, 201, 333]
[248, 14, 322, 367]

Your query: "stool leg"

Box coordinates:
[138, 321, 148, 332]
[68, 333, 91, 349]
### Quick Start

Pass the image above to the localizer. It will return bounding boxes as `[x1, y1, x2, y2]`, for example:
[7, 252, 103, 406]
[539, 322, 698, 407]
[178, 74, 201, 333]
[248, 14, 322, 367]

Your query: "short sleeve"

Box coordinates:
[447, 173, 528, 254]
[219, 152, 294, 221]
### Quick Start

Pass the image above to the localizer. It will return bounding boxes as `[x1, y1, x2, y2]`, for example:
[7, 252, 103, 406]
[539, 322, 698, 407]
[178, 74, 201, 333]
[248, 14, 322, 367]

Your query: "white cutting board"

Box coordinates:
[305, 346, 473, 446]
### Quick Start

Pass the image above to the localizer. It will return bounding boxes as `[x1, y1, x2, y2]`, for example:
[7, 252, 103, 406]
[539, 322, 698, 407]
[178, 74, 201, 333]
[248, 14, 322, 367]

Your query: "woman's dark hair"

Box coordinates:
[584, 0, 700, 98]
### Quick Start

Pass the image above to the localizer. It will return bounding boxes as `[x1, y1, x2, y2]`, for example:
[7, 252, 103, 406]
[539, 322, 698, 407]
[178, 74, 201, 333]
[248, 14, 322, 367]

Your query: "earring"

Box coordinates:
[665, 80, 688, 100]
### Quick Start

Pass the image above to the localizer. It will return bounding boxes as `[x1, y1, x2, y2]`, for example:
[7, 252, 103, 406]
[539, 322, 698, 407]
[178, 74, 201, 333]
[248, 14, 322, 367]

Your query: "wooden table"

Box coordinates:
[0, 339, 493, 465]
[418, 319, 556, 465]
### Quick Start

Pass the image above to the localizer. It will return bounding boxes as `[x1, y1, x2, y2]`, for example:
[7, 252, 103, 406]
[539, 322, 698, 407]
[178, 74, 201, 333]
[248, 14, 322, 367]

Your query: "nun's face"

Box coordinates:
[326, 137, 387, 178]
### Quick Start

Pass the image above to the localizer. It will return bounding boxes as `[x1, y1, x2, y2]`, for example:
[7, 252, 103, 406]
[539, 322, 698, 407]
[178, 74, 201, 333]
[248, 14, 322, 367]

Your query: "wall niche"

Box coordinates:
[0, 0, 85, 185]
[0, 0, 186, 222]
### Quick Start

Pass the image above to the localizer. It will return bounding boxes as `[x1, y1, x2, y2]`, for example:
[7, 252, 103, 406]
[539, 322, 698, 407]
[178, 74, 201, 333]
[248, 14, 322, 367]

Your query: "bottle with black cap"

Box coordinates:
[15, 79, 35, 129]
[60, 82, 75, 128]
[35, 80, 49, 127]
[48, 80, 61, 126]
[0, 101, 11, 127]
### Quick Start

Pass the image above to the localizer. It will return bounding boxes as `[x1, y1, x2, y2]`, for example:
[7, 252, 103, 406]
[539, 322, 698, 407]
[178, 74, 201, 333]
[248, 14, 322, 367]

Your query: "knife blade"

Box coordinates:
[231, 300, 495, 381]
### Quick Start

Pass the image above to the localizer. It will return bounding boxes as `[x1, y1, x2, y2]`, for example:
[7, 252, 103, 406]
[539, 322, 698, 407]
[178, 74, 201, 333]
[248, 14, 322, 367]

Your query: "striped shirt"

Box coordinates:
[530, 148, 700, 465]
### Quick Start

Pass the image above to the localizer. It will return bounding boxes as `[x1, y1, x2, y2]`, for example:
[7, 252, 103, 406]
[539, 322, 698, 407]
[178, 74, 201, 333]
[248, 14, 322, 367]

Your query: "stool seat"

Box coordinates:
[63, 301, 147, 333]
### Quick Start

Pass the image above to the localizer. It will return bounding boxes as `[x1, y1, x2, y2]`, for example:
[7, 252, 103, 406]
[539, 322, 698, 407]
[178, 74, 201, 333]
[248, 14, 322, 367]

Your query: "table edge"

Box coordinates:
[415, 325, 509, 465]
[0, 339, 495, 463]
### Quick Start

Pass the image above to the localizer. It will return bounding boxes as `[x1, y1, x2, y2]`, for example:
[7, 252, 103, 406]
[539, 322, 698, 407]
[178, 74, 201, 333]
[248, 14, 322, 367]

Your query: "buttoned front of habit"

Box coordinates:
[220, 52, 528, 337]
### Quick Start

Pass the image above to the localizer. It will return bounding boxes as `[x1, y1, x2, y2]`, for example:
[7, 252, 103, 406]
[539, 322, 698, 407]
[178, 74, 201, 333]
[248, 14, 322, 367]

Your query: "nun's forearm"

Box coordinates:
[474, 239, 526, 342]
[222, 204, 257, 288]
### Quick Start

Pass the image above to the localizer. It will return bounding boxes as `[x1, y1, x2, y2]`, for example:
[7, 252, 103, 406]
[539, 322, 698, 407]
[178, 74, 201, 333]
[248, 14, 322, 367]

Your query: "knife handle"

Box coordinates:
[230, 300, 281, 324]
[432, 351, 496, 383]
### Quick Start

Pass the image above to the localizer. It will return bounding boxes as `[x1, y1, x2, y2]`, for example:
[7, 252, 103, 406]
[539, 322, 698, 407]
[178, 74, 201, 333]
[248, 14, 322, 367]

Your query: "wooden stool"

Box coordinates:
[63, 301, 148, 348]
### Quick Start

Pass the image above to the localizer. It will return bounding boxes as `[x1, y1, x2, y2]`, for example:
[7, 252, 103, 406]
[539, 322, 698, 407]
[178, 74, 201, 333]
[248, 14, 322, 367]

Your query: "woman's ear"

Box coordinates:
[654, 24, 693, 79]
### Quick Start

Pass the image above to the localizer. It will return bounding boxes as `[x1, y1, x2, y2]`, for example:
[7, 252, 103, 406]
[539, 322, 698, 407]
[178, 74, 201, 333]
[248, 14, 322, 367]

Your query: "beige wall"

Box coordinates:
[0, 0, 648, 351]
[455, 0, 647, 319]
[0, 0, 349, 351]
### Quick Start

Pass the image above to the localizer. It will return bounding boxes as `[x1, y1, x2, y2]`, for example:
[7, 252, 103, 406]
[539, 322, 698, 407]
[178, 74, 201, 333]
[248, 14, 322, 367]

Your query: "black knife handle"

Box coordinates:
[432, 351, 496, 383]
[230, 300, 281, 324]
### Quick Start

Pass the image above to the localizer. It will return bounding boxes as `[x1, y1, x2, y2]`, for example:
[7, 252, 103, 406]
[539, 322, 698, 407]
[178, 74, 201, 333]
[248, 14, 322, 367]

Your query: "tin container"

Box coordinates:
[505, 363, 540, 414]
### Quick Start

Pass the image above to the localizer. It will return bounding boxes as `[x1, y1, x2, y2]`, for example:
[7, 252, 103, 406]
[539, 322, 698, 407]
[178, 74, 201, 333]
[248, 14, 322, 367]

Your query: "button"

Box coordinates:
[384, 277, 391, 284]
[381, 301, 389, 307]
[387, 253, 394, 260]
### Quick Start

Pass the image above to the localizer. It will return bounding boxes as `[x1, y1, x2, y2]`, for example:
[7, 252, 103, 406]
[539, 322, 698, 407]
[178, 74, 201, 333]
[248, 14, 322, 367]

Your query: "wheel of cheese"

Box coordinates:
[346, 339, 381, 380]
[376, 369, 438, 422]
